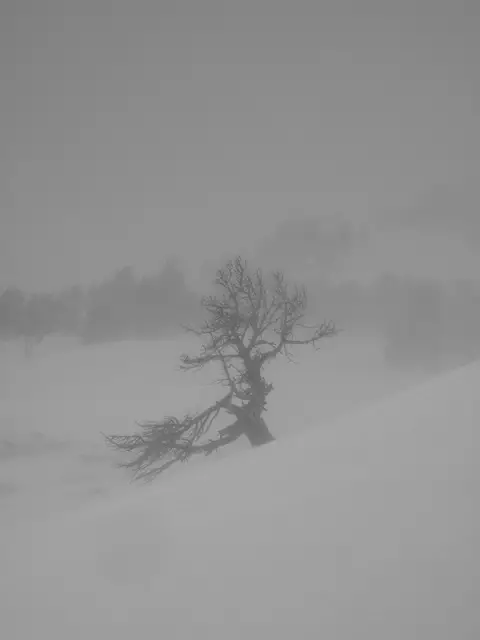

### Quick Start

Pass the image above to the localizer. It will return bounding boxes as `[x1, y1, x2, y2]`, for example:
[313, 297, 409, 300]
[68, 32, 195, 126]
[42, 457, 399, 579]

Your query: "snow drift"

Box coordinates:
[0, 335, 426, 522]
[1, 360, 477, 639]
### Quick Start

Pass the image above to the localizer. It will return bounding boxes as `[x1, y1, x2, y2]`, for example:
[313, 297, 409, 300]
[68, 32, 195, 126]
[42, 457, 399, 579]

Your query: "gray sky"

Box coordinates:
[1, 0, 478, 292]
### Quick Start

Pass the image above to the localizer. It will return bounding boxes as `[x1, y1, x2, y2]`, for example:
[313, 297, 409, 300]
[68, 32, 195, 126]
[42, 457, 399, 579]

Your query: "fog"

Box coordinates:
[1, 0, 479, 292]
[249, 212, 480, 372]
[2, 0, 479, 369]
[1, 347, 477, 639]
[0, 2, 478, 635]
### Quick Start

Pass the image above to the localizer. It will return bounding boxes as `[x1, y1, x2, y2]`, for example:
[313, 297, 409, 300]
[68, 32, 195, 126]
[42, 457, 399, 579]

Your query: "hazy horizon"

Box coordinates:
[1, 0, 479, 292]
[1, 4, 477, 633]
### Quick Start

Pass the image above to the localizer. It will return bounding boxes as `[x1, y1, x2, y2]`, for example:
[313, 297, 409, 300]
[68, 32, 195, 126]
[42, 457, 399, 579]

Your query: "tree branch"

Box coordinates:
[104, 391, 234, 480]
[105, 255, 337, 481]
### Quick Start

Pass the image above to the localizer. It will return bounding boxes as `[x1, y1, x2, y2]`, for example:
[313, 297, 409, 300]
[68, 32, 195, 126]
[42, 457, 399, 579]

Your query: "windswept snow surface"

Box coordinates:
[0, 335, 425, 523]
[1, 356, 477, 639]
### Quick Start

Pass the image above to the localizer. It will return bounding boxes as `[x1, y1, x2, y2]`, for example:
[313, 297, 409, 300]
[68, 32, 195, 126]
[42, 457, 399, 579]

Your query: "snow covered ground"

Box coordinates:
[0, 337, 477, 638]
[0, 334, 426, 524]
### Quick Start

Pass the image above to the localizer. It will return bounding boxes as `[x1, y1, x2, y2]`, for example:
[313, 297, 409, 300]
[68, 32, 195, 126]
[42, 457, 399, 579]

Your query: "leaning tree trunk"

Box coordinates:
[238, 362, 275, 446]
[223, 399, 275, 447]
[221, 363, 275, 447]
[243, 415, 275, 447]
[241, 395, 275, 447]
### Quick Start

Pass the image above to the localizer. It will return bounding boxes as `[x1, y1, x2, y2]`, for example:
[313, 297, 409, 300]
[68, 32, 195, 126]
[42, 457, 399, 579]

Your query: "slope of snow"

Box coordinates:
[1, 359, 477, 639]
[0, 335, 425, 523]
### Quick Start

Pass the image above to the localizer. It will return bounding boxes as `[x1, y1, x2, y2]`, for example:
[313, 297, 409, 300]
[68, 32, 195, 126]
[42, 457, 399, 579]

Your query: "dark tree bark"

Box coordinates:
[243, 417, 275, 447]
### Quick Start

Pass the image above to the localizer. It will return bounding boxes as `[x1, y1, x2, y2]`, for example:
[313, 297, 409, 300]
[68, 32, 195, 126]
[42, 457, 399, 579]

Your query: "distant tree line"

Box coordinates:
[0, 259, 201, 349]
[252, 212, 480, 372]
[2, 207, 480, 372]
[303, 273, 480, 372]
[192, 253, 480, 374]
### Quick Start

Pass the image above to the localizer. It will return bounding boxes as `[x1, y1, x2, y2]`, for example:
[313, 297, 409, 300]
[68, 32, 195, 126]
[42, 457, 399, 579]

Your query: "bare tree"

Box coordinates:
[105, 257, 337, 481]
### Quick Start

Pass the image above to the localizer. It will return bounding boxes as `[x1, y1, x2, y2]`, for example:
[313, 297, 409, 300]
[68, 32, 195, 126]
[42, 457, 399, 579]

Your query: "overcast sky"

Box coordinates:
[1, 0, 478, 292]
